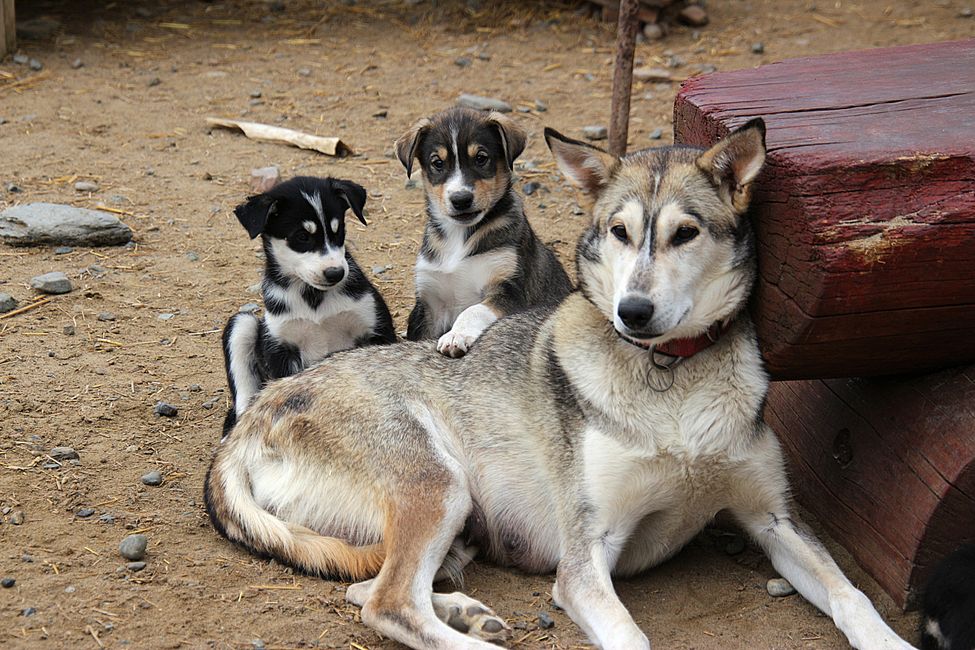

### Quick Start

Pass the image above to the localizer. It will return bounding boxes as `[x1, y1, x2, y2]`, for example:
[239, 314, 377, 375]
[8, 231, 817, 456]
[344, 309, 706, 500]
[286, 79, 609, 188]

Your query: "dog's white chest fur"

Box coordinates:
[264, 284, 377, 365]
[415, 243, 516, 335]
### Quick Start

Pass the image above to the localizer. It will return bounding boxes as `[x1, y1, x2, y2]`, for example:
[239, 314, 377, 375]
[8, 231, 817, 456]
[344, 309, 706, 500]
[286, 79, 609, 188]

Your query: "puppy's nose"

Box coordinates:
[323, 267, 345, 284]
[449, 190, 474, 211]
[617, 296, 655, 331]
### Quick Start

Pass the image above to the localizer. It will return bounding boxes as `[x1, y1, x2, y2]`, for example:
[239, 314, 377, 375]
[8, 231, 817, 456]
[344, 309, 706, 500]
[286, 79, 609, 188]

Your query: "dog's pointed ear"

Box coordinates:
[395, 117, 432, 178]
[696, 118, 766, 213]
[544, 127, 619, 198]
[335, 179, 368, 226]
[487, 111, 527, 170]
[234, 194, 277, 239]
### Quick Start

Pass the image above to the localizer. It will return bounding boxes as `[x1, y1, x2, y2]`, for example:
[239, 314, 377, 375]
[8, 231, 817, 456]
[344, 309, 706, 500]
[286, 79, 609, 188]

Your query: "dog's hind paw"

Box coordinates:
[437, 329, 476, 358]
[433, 592, 512, 645]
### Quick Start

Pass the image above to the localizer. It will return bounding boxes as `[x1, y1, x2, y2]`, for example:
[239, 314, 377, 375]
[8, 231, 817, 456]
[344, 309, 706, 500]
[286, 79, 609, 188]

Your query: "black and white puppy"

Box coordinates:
[396, 107, 572, 358]
[921, 543, 975, 650]
[222, 176, 395, 435]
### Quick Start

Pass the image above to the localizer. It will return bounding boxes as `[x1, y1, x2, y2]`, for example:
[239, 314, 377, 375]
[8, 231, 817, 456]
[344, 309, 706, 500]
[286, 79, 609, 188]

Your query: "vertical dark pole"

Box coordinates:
[609, 0, 639, 157]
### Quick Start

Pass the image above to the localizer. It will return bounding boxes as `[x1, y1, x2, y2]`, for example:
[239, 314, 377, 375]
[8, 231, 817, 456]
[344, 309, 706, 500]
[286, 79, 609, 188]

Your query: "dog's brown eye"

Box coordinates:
[610, 224, 628, 243]
[672, 226, 699, 246]
[293, 230, 311, 243]
[430, 156, 444, 172]
[474, 151, 489, 167]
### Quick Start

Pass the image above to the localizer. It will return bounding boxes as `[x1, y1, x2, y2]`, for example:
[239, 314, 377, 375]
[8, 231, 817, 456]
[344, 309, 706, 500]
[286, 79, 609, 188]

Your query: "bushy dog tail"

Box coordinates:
[204, 437, 385, 581]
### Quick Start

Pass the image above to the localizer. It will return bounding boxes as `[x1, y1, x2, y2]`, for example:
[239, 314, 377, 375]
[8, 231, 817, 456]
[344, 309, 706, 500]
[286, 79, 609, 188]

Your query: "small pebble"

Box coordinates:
[154, 402, 178, 417]
[30, 272, 73, 295]
[21, 607, 36, 617]
[49, 446, 79, 461]
[64, 585, 76, 593]
[63, 324, 76, 336]
[158, 313, 175, 320]
[0, 293, 17, 313]
[371, 265, 391, 276]
[98, 514, 115, 523]
[404, 178, 418, 190]
[127, 561, 147, 572]
[534, 99, 547, 112]
[13, 54, 28, 65]
[767, 577, 797, 597]
[679, 4, 709, 27]
[186, 251, 200, 262]
[1, 578, 15, 588]
[29, 59, 43, 71]
[6, 182, 21, 192]
[523, 181, 542, 196]
[239, 303, 260, 314]
[649, 128, 664, 140]
[147, 76, 161, 87]
[247, 283, 262, 294]
[454, 56, 472, 68]
[582, 125, 608, 141]
[297, 67, 311, 77]
[54, 246, 73, 254]
[960, 7, 974, 18]
[119, 534, 148, 561]
[76, 507, 96, 518]
[372, 109, 388, 119]
[751, 42, 765, 54]
[537, 611, 555, 629]
[249, 89, 262, 98]
[70, 58, 84, 69]
[477, 51, 491, 61]
[21, 554, 33, 563]
[141, 470, 163, 486]
[642, 22, 665, 41]
[189, 384, 203, 392]
[74, 180, 99, 192]
[97, 311, 116, 322]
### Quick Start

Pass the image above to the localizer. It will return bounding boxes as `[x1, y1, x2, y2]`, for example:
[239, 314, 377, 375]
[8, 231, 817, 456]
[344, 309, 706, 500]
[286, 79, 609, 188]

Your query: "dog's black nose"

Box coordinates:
[617, 297, 655, 331]
[449, 190, 474, 211]
[323, 267, 345, 284]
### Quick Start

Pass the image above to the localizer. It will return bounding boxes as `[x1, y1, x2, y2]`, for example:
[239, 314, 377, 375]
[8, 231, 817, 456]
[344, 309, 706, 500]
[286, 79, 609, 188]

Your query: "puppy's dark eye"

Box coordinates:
[610, 224, 628, 243]
[474, 151, 489, 167]
[672, 225, 699, 246]
[293, 230, 311, 244]
[430, 156, 445, 172]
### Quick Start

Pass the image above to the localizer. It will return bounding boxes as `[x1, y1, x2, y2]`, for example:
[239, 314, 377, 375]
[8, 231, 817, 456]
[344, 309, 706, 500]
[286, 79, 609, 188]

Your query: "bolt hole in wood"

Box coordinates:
[832, 428, 853, 469]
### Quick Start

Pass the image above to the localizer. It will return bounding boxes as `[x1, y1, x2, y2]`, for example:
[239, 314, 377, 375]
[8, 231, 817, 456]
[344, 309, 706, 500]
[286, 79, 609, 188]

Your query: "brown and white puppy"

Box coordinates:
[205, 120, 913, 650]
[396, 107, 572, 357]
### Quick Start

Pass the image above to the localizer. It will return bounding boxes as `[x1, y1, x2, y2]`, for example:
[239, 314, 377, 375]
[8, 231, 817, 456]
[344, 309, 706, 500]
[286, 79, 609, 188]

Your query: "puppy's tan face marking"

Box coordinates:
[396, 108, 526, 227]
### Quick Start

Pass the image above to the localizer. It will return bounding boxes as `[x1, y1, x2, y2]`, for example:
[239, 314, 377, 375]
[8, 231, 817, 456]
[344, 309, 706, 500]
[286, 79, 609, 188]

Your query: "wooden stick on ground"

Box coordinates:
[0, 298, 52, 321]
[609, 0, 640, 157]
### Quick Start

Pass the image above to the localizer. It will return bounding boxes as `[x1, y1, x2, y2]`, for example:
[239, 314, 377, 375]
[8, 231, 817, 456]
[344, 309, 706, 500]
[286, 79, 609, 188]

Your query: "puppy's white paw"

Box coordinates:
[437, 328, 478, 358]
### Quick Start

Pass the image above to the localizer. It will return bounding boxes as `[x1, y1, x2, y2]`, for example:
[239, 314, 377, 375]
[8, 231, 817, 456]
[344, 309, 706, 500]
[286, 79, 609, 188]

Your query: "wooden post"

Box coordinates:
[1, 0, 15, 58]
[609, 0, 639, 157]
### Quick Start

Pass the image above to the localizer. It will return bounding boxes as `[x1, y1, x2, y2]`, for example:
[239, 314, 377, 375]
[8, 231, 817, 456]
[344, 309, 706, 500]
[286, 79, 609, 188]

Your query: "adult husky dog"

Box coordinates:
[204, 120, 912, 649]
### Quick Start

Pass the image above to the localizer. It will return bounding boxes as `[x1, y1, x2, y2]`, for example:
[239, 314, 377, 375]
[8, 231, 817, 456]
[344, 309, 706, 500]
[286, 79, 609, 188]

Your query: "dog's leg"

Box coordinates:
[552, 535, 650, 650]
[729, 428, 914, 650]
[223, 313, 261, 419]
[437, 303, 497, 358]
[406, 299, 431, 341]
[433, 537, 478, 584]
[349, 480, 509, 649]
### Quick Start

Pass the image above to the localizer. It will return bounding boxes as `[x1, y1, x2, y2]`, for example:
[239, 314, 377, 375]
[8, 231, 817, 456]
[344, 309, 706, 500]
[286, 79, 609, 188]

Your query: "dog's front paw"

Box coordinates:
[437, 328, 477, 358]
[434, 593, 512, 645]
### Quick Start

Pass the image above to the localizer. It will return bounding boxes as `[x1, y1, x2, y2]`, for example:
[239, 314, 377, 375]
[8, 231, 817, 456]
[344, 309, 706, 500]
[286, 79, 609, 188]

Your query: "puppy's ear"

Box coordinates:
[234, 194, 277, 239]
[544, 127, 619, 198]
[487, 111, 527, 170]
[335, 179, 368, 226]
[395, 117, 432, 178]
[696, 118, 766, 214]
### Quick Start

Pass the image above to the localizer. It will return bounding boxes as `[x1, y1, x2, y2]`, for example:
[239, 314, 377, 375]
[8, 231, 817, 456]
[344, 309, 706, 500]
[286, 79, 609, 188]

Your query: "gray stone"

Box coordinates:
[404, 179, 418, 190]
[74, 181, 99, 192]
[0, 293, 17, 313]
[54, 246, 73, 254]
[21, 607, 36, 617]
[63, 325, 75, 336]
[582, 125, 608, 141]
[189, 384, 203, 392]
[71, 59, 84, 69]
[767, 577, 796, 597]
[64, 585, 76, 593]
[154, 402, 178, 417]
[127, 561, 147, 572]
[49, 446, 79, 461]
[239, 303, 260, 314]
[141, 470, 163, 486]
[158, 313, 175, 320]
[0, 203, 132, 247]
[97, 311, 116, 322]
[29, 59, 43, 71]
[642, 22, 665, 41]
[649, 128, 664, 140]
[6, 183, 21, 193]
[457, 93, 512, 113]
[98, 514, 115, 523]
[633, 67, 672, 83]
[10, 511, 24, 525]
[119, 534, 148, 560]
[537, 611, 555, 629]
[147, 76, 161, 87]
[534, 99, 547, 112]
[523, 181, 542, 196]
[250, 89, 262, 98]
[1, 577, 15, 588]
[186, 251, 199, 262]
[76, 507, 95, 518]
[371, 265, 392, 275]
[30, 272, 73, 295]
[960, 7, 974, 18]
[679, 4, 709, 27]
[13, 54, 28, 65]
[250, 166, 280, 193]
[455, 57, 472, 68]
[297, 67, 312, 77]
[695, 63, 718, 75]
[751, 42, 765, 54]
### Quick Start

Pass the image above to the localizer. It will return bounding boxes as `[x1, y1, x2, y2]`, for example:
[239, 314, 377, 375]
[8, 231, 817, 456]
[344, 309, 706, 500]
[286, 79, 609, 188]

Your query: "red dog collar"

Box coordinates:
[653, 321, 728, 359]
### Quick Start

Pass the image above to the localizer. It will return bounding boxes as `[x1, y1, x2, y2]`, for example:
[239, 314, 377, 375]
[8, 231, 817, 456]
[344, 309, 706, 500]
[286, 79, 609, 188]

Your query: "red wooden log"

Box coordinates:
[674, 39, 975, 380]
[764, 366, 975, 609]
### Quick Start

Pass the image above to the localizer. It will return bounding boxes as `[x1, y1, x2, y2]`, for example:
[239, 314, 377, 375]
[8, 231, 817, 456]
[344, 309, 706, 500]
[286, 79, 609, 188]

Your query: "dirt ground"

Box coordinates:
[1, 0, 972, 648]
